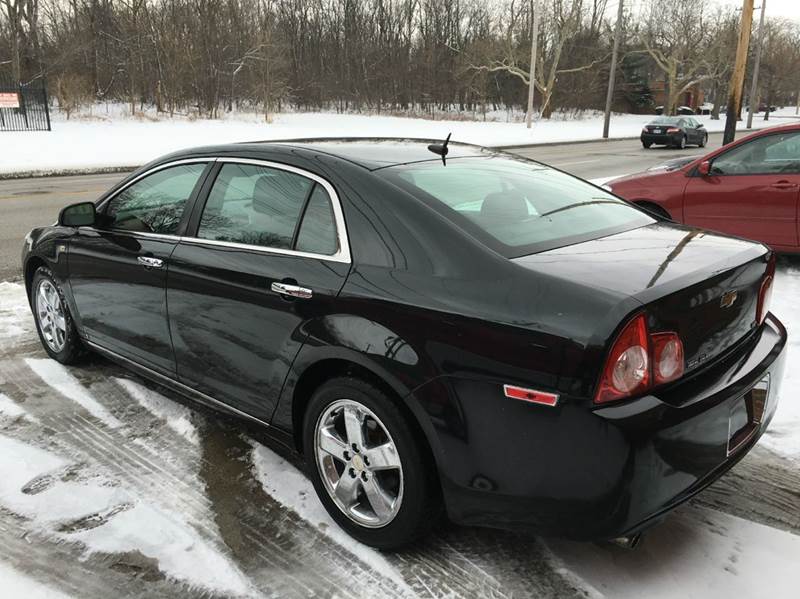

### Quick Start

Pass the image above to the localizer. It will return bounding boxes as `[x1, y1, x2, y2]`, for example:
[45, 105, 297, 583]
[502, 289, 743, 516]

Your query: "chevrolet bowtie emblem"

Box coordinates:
[720, 290, 738, 309]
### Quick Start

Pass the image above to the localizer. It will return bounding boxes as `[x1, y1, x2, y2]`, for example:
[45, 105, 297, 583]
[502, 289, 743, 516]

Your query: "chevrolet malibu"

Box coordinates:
[22, 140, 786, 549]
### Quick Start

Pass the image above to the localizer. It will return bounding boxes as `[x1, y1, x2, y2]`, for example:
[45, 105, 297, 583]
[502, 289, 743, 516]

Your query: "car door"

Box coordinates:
[67, 161, 211, 375]
[166, 159, 351, 422]
[686, 118, 700, 144]
[683, 130, 800, 248]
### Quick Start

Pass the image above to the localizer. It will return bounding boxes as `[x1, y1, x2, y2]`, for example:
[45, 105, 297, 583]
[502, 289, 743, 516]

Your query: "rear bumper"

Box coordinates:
[428, 314, 787, 540]
[641, 132, 683, 145]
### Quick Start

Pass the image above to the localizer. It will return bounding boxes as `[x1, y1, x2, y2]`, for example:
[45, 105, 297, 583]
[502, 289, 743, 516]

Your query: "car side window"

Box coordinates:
[104, 163, 207, 235]
[295, 185, 338, 255]
[712, 132, 800, 175]
[198, 163, 337, 255]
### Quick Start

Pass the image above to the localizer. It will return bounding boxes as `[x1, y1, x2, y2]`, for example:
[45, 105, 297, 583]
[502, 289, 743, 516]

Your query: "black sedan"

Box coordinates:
[22, 139, 785, 549]
[641, 116, 708, 149]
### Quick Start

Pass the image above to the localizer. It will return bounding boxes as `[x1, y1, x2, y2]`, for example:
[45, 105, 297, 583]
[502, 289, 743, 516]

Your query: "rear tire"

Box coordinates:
[31, 267, 84, 364]
[642, 141, 652, 149]
[699, 133, 707, 148]
[303, 376, 442, 550]
[677, 135, 687, 150]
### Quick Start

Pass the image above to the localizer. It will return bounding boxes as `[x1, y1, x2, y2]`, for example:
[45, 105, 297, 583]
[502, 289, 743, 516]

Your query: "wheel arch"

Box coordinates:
[24, 255, 47, 300]
[633, 200, 672, 220]
[280, 350, 446, 483]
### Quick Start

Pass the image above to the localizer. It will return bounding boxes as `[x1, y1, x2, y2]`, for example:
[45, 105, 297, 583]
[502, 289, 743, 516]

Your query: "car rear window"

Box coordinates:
[379, 156, 654, 257]
[649, 117, 681, 125]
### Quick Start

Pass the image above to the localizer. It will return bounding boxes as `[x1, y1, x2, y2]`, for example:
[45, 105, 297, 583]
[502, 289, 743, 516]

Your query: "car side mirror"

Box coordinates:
[59, 202, 96, 227]
[698, 161, 711, 176]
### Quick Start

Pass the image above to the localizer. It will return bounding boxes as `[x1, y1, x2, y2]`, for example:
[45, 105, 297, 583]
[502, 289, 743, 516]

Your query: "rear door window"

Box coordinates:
[197, 162, 339, 255]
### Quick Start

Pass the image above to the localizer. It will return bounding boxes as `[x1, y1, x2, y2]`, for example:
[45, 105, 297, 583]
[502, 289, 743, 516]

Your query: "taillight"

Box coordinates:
[595, 313, 651, 404]
[642, 127, 648, 133]
[756, 254, 777, 324]
[666, 127, 681, 133]
[652, 333, 684, 384]
[594, 313, 686, 405]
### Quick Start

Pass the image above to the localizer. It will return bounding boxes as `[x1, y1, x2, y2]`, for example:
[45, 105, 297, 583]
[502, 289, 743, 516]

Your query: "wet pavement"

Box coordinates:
[1, 266, 800, 597]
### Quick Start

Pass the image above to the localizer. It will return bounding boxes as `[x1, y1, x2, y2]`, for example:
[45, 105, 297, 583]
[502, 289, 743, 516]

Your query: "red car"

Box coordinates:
[608, 123, 800, 252]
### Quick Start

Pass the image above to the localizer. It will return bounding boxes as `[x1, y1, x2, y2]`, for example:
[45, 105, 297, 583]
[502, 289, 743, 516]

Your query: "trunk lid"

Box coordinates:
[514, 222, 770, 378]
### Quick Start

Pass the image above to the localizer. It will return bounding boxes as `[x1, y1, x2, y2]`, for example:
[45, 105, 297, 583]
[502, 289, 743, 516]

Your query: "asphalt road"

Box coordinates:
[0, 134, 725, 281]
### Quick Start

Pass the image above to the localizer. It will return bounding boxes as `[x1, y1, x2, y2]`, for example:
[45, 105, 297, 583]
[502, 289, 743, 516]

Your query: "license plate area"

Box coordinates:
[727, 375, 770, 456]
[653, 128, 662, 134]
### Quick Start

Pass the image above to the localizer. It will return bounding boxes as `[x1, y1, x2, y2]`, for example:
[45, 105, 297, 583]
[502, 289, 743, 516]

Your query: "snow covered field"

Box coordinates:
[1, 256, 800, 597]
[3, 105, 797, 177]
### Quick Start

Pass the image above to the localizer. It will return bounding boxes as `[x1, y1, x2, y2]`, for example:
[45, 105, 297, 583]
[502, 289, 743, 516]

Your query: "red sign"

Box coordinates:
[0, 92, 20, 109]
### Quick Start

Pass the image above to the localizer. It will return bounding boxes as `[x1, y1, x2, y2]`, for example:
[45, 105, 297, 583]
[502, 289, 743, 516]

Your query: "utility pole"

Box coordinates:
[603, 0, 625, 139]
[525, 0, 540, 129]
[746, 1, 766, 129]
[723, 0, 755, 145]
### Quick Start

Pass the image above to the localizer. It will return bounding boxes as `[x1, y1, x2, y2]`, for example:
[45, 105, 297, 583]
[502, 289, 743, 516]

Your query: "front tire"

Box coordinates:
[31, 266, 84, 364]
[303, 377, 441, 549]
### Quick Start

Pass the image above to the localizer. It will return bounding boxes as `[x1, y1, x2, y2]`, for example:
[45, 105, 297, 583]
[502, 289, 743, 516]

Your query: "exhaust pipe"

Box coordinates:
[609, 533, 642, 549]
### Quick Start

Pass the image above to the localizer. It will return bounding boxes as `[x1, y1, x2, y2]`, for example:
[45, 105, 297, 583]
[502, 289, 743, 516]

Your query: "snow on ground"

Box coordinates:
[0, 280, 35, 338]
[249, 440, 410, 592]
[114, 377, 199, 445]
[3, 105, 796, 176]
[0, 391, 38, 423]
[2, 246, 800, 596]
[761, 258, 800, 459]
[0, 433, 254, 597]
[0, 560, 76, 599]
[547, 505, 800, 599]
[25, 357, 123, 429]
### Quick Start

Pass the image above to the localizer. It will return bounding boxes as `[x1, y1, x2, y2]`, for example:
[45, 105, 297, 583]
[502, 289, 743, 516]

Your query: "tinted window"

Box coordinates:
[198, 163, 313, 250]
[296, 185, 337, 255]
[712, 132, 800, 175]
[104, 163, 206, 235]
[380, 156, 653, 257]
[650, 117, 681, 125]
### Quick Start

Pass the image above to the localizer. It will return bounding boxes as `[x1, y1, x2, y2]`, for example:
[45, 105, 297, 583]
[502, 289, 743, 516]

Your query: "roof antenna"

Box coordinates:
[428, 133, 451, 166]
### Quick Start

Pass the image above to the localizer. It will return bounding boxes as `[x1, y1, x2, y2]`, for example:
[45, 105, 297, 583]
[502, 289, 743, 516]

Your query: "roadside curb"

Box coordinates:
[0, 165, 137, 181]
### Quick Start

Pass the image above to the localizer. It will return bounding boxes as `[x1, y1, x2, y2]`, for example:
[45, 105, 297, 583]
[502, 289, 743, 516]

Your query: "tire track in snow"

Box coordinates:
[695, 445, 800, 536]
[1, 354, 419, 598]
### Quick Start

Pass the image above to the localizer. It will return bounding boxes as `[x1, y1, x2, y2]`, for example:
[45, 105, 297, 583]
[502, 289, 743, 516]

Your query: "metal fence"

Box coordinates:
[0, 78, 51, 132]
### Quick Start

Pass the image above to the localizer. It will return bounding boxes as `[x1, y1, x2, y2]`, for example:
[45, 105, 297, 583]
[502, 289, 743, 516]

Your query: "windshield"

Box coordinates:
[379, 156, 654, 257]
[649, 117, 682, 125]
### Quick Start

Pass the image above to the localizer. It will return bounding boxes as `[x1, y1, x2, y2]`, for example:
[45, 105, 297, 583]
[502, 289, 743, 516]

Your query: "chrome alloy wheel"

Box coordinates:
[315, 399, 404, 528]
[36, 279, 67, 353]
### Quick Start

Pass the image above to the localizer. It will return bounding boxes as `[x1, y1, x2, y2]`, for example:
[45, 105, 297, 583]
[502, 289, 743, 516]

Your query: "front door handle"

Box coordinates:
[771, 181, 798, 189]
[271, 282, 313, 299]
[137, 256, 164, 269]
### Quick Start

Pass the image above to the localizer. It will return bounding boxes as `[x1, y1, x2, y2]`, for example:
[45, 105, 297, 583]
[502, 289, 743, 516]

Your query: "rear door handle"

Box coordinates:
[771, 181, 798, 189]
[271, 282, 313, 299]
[137, 256, 164, 269]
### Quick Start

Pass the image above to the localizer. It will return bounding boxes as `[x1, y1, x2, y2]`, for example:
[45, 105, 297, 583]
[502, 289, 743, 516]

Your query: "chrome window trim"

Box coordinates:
[77, 227, 182, 243]
[92, 156, 352, 264]
[96, 158, 212, 212]
[204, 157, 351, 264]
